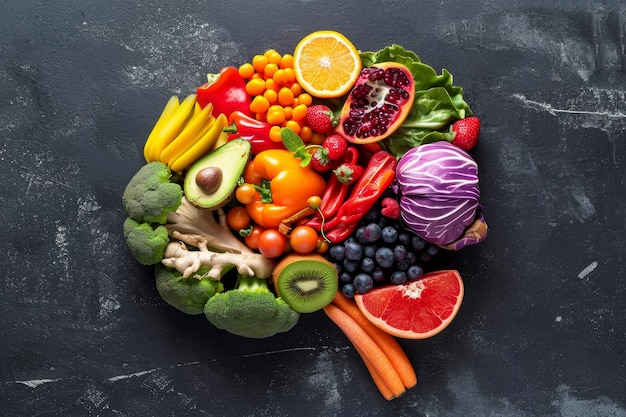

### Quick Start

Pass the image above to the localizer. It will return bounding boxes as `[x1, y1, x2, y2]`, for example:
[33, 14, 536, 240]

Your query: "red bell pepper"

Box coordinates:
[224, 111, 285, 155]
[196, 67, 251, 118]
[321, 150, 397, 243]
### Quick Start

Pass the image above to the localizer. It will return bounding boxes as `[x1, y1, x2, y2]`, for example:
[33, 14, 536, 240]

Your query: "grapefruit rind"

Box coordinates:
[354, 270, 464, 339]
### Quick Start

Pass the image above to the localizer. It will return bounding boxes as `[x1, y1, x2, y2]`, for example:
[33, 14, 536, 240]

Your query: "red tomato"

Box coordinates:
[258, 229, 287, 258]
[226, 206, 251, 231]
[289, 225, 319, 254]
[243, 225, 265, 250]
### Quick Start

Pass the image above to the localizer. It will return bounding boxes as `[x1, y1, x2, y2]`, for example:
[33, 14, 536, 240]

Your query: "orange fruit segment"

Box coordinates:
[354, 270, 464, 339]
[293, 30, 362, 98]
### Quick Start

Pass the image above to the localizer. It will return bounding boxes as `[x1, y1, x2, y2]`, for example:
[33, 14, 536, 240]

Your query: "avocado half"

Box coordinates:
[184, 139, 252, 209]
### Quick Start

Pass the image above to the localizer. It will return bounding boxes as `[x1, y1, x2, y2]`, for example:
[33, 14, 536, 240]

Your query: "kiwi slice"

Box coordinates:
[273, 254, 338, 313]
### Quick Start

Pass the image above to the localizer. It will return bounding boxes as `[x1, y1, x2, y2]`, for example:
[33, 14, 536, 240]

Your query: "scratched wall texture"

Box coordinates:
[1, 0, 625, 416]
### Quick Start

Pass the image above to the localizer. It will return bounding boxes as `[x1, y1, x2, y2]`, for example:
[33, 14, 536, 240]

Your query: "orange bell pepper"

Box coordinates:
[243, 149, 326, 229]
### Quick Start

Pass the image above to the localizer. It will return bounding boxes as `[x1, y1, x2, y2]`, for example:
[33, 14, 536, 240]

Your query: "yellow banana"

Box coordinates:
[170, 113, 228, 173]
[143, 95, 180, 162]
[160, 103, 214, 166]
[147, 94, 197, 162]
[209, 129, 229, 151]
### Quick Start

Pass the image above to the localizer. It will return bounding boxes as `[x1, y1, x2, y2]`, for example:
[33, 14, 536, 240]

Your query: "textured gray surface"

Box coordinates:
[1, 1, 625, 416]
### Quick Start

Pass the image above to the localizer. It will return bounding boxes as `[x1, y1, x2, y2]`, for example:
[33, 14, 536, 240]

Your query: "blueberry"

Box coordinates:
[375, 247, 395, 269]
[406, 251, 418, 265]
[360, 257, 376, 273]
[340, 272, 353, 284]
[426, 245, 440, 256]
[344, 241, 363, 261]
[329, 245, 346, 261]
[381, 226, 398, 244]
[398, 232, 411, 245]
[342, 283, 356, 298]
[362, 223, 382, 243]
[407, 265, 424, 281]
[363, 245, 377, 259]
[393, 244, 408, 261]
[332, 262, 343, 275]
[371, 268, 386, 283]
[363, 207, 379, 222]
[411, 235, 426, 251]
[343, 258, 360, 273]
[355, 227, 365, 243]
[397, 259, 410, 271]
[353, 273, 374, 294]
[390, 271, 408, 285]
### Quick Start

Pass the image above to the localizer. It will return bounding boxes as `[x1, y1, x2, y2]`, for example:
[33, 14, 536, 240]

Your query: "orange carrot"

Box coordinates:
[323, 303, 406, 399]
[354, 343, 402, 400]
[332, 292, 418, 389]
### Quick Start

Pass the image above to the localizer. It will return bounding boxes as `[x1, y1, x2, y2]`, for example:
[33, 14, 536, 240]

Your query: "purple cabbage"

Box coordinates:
[395, 141, 486, 249]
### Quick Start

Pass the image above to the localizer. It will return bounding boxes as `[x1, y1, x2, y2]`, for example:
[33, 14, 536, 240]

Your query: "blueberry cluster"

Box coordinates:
[324, 205, 440, 298]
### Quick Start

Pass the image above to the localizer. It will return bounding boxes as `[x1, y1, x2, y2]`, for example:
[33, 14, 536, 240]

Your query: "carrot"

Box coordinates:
[354, 343, 402, 400]
[323, 303, 406, 399]
[332, 292, 418, 389]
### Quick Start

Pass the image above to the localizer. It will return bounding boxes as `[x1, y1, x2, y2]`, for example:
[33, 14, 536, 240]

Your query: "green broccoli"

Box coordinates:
[204, 274, 300, 338]
[123, 218, 170, 265]
[155, 264, 224, 315]
[122, 161, 183, 224]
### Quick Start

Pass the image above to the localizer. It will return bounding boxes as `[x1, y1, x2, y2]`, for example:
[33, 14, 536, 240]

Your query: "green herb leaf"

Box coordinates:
[281, 127, 311, 167]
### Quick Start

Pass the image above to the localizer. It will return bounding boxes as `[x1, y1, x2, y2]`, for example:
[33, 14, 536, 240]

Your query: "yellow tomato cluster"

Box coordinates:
[239, 49, 323, 144]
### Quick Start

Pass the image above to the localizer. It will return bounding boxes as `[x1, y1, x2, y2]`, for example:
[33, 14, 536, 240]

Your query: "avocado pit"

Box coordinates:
[196, 166, 222, 195]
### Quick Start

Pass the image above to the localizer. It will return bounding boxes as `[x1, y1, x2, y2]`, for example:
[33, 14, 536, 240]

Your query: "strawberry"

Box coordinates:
[305, 105, 338, 134]
[380, 197, 401, 219]
[333, 163, 364, 185]
[451, 116, 481, 151]
[310, 148, 333, 172]
[322, 134, 348, 161]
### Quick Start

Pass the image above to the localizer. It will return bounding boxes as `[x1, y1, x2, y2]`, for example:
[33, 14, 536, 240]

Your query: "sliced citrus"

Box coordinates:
[293, 30, 362, 98]
[354, 270, 464, 339]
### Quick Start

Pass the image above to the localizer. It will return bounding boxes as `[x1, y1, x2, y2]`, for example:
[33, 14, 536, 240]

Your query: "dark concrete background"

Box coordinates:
[1, 1, 625, 416]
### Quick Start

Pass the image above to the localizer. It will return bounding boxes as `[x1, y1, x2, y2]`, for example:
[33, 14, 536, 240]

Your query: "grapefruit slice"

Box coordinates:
[293, 30, 362, 98]
[354, 270, 464, 339]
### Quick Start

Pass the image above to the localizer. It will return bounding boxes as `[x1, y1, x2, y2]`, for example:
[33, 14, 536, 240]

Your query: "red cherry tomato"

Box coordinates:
[243, 225, 265, 250]
[258, 229, 287, 258]
[289, 225, 319, 254]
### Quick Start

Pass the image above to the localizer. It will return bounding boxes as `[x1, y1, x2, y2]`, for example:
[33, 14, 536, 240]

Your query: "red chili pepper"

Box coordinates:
[196, 67, 251, 118]
[224, 111, 284, 155]
[322, 150, 397, 243]
[306, 147, 359, 230]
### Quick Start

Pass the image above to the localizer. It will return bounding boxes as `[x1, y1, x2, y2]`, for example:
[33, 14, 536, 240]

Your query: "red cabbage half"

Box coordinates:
[396, 141, 486, 249]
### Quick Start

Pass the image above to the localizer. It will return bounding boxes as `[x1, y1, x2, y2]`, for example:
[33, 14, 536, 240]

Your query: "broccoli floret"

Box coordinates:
[204, 274, 300, 338]
[155, 264, 224, 315]
[123, 217, 170, 265]
[122, 161, 183, 224]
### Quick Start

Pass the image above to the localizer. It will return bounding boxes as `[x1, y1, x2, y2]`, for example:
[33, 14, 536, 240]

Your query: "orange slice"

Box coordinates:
[293, 30, 362, 98]
[354, 270, 464, 339]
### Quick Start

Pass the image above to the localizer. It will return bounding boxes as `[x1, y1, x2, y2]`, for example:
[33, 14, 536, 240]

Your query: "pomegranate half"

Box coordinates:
[336, 62, 415, 144]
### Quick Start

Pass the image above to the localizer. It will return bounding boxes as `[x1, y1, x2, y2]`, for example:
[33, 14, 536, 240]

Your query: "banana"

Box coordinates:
[160, 103, 215, 166]
[147, 94, 197, 162]
[209, 129, 229, 151]
[169, 113, 229, 173]
[143, 95, 180, 162]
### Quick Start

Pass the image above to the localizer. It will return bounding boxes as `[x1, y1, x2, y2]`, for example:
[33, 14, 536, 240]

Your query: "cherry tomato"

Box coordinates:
[243, 225, 265, 250]
[315, 237, 330, 254]
[236, 183, 257, 204]
[289, 225, 319, 254]
[226, 206, 251, 231]
[307, 195, 322, 210]
[258, 229, 287, 258]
